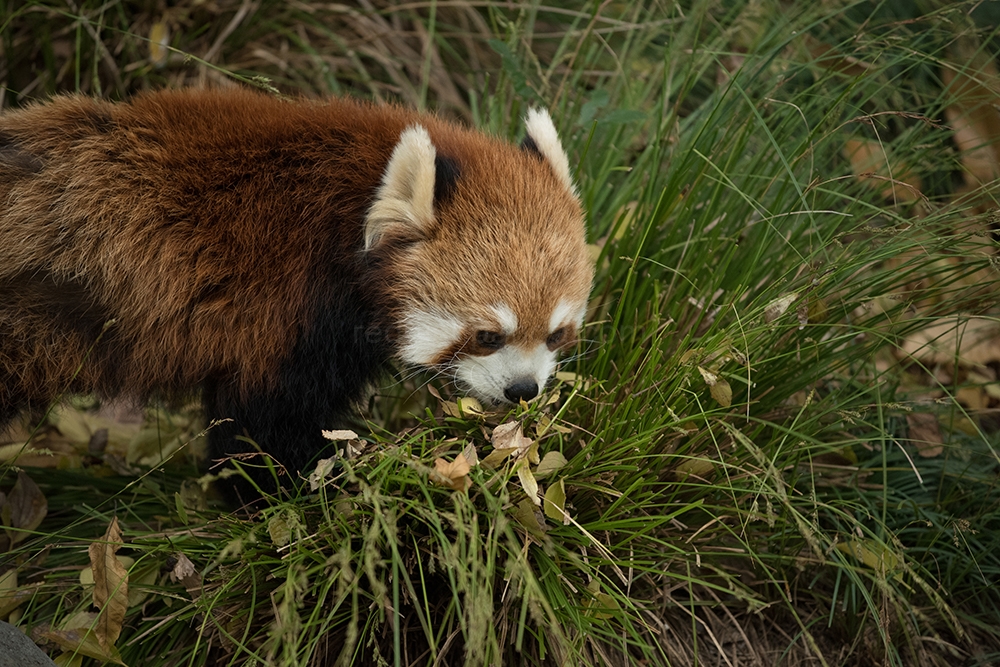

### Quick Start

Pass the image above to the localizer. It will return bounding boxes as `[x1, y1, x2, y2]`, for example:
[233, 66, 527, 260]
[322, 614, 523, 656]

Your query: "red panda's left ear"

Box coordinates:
[523, 108, 577, 198]
[365, 125, 437, 250]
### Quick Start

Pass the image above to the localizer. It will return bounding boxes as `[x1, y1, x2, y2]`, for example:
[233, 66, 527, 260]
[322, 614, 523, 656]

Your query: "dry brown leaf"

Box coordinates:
[41, 610, 127, 665]
[460, 442, 479, 468]
[955, 386, 986, 411]
[907, 413, 944, 458]
[2, 471, 47, 547]
[308, 457, 338, 491]
[441, 396, 485, 418]
[321, 429, 359, 441]
[764, 293, 797, 323]
[536, 414, 572, 437]
[491, 421, 528, 449]
[88, 518, 129, 651]
[901, 317, 1000, 367]
[0, 569, 37, 619]
[843, 138, 923, 203]
[483, 421, 534, 468]
[802, 34, 873, 77]
[0, 442, 62, 467]
[943, 37, 1000, 189]
[513, 498, 547, 539]
[170, 553, 201, 593]
[431, 453, 472, 492]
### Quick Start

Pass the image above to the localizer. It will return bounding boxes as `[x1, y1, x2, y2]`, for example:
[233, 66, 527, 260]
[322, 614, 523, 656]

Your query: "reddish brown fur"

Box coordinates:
[0, 88, 590, 490]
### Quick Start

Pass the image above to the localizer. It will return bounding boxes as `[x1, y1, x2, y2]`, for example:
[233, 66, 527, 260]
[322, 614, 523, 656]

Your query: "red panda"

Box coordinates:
[0, 88, 592, 493]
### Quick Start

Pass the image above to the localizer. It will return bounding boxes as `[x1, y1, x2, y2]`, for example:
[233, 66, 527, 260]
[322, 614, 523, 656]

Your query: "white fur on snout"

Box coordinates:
[399, 309, 464, 366]
[455, 343, 557, 405]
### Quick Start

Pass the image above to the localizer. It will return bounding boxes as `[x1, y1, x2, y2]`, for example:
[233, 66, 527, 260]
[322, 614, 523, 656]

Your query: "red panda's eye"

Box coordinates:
[476, 330, 506, 350]
[546, 327, 567, 349]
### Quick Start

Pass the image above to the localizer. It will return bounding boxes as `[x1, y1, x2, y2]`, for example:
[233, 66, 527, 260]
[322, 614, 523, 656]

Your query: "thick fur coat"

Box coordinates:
[0, 88, 592, 494]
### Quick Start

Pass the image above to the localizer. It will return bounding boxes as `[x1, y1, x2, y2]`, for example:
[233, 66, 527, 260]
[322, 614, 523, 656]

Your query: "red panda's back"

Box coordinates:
[0, 90, 413, 400]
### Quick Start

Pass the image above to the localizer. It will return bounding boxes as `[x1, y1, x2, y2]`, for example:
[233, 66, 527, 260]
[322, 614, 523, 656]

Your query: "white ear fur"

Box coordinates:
[524, 108, 577, 197]
[364, 125, 437, 250]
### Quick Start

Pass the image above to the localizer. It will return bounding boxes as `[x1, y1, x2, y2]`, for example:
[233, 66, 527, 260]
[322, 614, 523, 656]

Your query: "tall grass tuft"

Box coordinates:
[2, 1, 1000, 665]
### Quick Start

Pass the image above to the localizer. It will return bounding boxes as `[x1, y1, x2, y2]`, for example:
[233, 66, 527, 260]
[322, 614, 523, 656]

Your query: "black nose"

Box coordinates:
[504, 380, 539, 403]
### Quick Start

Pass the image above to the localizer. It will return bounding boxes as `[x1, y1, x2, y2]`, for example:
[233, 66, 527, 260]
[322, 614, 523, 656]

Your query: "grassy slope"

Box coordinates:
[2, 1, 1000, 666]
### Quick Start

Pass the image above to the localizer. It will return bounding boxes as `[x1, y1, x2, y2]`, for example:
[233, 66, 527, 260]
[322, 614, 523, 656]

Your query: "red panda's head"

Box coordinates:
[364, 109, 593, 405]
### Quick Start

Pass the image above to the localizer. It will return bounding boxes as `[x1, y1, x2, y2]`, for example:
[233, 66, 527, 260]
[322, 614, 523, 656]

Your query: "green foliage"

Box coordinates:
[3, 1, 1000, 666]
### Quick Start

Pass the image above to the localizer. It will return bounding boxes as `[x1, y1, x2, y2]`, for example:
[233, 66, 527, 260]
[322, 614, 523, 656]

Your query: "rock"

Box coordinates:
[0, 621, 57, 667]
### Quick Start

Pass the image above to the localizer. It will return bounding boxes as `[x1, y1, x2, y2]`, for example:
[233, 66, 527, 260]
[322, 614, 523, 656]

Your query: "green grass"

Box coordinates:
[3, 1, 1000, 665]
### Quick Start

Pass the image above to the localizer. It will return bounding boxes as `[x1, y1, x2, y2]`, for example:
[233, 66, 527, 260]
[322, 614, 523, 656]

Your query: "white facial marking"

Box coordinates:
[524, 108, 577, 197]
[549, 297, 586, 333]
[399, 309, 464, 366]
[455, 343, 557, 405]
[490, 303, 518, 335]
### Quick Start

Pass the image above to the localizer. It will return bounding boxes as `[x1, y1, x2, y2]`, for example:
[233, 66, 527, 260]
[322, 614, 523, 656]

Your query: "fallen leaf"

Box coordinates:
[460, 442, 479, 467]
[49, 406, 92, 444]
[126, 413, 192, 467]
[843, 138, 923, 203]
[513, 498, 546, 539]
[583, 579, 621, 620]
[2, 471, 47, 546]
[308, 457, 338, 491]
[0, 442, 60, 467]
[543, 478, 569, 524]
[442, 397, 485, 418]
[698, 367, 733, 408]
[0, 569, 36, 619]
[955, 385, 986, 411]
[802, 34, 873, 77]
[942, 37, 1000, 189]
[764, 293, 797, 323]
[535, 414, 572, 436]
[41, 610, 127, 665]
[483, 421, 534, 468]
[517, 461, 540, 505]
[906, 412, 944, 458]
[431, 454, 472, 492]
[321, 429, 359, 441]
[149, 21, 170, 67]
[673, 457, 715, 481]
[836, 538, 901, 578]
[268, 509, 303, 547]
[169, 553, 200, 592]
[535, 450, 568, 478]
[901, 317, 1000, 367]
[710, 378, 733, 408]
[88, 518, 128, 651]
[525, 440, 540, 465]
[492, 421, 529, 450]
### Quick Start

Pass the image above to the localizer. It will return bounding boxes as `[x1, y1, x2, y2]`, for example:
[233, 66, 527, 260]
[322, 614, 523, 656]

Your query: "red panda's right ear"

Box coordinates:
[364, 125, 437, 251]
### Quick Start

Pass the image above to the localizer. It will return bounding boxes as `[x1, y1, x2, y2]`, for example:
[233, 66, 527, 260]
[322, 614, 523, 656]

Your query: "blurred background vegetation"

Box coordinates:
[2, 1, 1000, 666]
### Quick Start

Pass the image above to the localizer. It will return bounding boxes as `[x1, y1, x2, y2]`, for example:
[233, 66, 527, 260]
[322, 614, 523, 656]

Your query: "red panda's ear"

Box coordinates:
[365, 125, 437, 250]
[523, 108, 577, 198]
